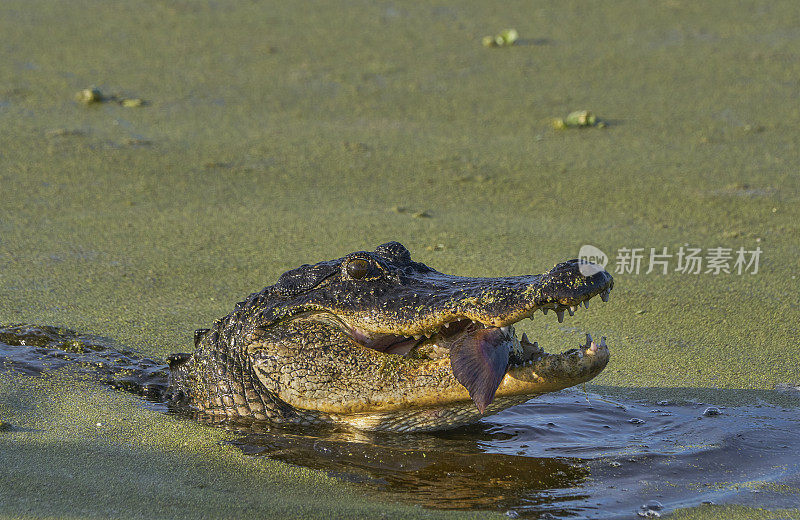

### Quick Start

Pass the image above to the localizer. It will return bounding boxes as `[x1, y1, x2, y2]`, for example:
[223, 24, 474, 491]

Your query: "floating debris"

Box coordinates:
[553, 110, 607, 129]
[638, 500, 664, 518]
[702, 406, 722, 417]
[75, 87, 146, 107]
[75, 87, 104, 104]
[482, 28, 519, 47]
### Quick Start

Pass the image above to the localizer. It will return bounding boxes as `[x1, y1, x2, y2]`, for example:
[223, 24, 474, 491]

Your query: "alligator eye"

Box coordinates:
[346, 258, 370, 279]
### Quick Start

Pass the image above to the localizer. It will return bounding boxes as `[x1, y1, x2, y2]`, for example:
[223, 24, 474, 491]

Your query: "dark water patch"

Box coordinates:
[0, 324, 169, 409]
[1, 325, 799, 519]
[219, 391, 800, 518]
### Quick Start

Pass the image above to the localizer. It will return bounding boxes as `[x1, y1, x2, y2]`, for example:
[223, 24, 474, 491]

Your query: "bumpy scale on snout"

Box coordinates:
[168, 241, 613, 432]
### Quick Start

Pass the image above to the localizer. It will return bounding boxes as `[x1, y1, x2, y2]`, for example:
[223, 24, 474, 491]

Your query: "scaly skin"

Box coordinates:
[168, 242, 613, 432]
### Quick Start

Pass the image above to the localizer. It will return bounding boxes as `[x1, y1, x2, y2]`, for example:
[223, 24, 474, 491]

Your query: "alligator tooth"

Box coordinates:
[413, 334, 422, 340]
[521, 332, 530, 344]
[424, 332, 432, 338]
[443, 321, 451, 328]
[542, 308, 549, 316]
[600, 336, 607, 347]
[583, 300, 590, 309]
[500, 326, 510, 335]
[601, 290, 610, 302]
[556, 309, 565, 323]
[568, 306, 575, 316]
[585, 333, 593, 346]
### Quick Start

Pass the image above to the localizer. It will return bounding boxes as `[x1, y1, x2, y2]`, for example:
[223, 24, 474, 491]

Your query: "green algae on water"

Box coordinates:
[553, 110, 606, 129]
[482, 28, 519, 47]
[75, 87, 104, 104]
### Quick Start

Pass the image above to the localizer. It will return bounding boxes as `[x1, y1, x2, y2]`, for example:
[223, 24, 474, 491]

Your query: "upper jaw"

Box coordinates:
[340, 258, 613, 340]
[343, 259, 613, 353]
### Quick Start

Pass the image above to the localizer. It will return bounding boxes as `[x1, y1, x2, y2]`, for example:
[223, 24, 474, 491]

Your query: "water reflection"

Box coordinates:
[228, 423, 590, 513]
[216, 390, 800, 519]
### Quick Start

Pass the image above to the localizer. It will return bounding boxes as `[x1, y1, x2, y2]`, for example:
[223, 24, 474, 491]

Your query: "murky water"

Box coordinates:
[2, 325, 799, 519]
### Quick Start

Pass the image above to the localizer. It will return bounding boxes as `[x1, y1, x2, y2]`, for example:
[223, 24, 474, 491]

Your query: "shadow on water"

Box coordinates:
[2, 324, 799, 519]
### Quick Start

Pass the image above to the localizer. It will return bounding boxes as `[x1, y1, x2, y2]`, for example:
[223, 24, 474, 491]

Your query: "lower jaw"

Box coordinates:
[330, 338, 610, 432]
[334, 341, 608, 432]
[500, 337, 610, 396]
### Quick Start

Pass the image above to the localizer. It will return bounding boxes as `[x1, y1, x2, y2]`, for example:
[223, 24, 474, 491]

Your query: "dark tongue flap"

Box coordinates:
[448, 327, 510, 413]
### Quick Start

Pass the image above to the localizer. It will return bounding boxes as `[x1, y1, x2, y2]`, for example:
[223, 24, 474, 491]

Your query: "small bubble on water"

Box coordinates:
[629, 418, 646, 424]
[505, 510, 520, 518]
[703, 407, 722, 416]
[702, 500, 715, 505]
[610, 461, 622, 467]
[658, 400, 670, 406]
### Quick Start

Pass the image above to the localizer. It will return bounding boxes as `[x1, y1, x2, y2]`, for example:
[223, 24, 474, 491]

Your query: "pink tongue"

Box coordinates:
[448, 327, 510, 413]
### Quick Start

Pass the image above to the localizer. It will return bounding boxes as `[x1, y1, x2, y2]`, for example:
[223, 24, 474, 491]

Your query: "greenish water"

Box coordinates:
[1, 1, 799, 518]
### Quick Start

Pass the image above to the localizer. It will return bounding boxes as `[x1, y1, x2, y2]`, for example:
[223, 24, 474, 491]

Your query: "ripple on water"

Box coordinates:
[227, 390, 800, 519]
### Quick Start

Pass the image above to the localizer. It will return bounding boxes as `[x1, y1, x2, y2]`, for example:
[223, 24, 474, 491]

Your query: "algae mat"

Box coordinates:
[1, 1, 799, 519]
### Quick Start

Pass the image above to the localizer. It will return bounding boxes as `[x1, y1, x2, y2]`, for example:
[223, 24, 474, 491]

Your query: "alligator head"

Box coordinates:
[169, 241, 613, 432]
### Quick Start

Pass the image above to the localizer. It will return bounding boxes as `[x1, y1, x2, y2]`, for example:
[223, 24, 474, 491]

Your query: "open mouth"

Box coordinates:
[343, 284, 612, 413]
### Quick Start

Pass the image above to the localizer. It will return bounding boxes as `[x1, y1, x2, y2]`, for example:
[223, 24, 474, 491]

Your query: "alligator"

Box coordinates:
[167, 242, 613, 433]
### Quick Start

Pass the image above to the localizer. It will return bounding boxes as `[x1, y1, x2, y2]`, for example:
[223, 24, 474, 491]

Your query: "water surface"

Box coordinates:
[2, 325, 798, 519]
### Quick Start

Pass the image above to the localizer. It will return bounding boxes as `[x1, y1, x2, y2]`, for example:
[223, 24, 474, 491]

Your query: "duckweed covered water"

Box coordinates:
[2, 1, 800, 518]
